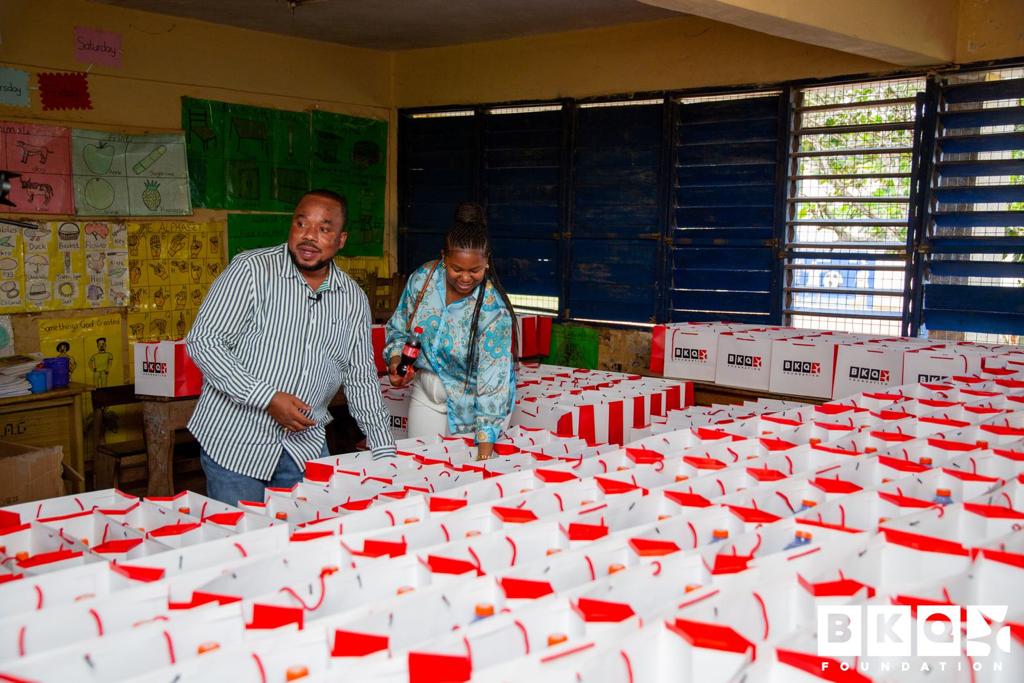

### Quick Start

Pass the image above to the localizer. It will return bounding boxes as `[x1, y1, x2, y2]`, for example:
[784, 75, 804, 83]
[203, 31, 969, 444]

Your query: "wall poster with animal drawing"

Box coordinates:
[126, 220, 223, 350]
[0, 121, 75, 215]
[0, 222, 25, 314]
[71, 129, 191, 217]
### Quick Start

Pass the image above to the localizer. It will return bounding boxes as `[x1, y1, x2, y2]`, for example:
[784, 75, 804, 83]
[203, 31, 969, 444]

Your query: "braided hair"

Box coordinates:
[445, 203, 518, 385]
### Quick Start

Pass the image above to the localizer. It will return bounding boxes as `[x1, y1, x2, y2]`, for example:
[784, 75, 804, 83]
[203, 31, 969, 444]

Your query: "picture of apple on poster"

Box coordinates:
[70, 128, 192, 216]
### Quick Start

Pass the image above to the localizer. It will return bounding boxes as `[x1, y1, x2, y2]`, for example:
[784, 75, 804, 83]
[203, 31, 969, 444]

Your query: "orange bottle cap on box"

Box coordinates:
[196, 641, 220, 655]
[878, 517, 889, 524]
[404, 517, 419, 524]
[801, 499, 817, 508]
[80, 537, 89, 546]
[475, 603, 495, 618]
[684, 583, 701, 593]
[546, 548, 561, 556]
[865, 447, 877, 453]
[465, 530, 481, 538]
[547, 633, 568, 647]
[396, 586, 414, 595]
[15, 551, 28, 561]
[920, 457, 933, 466]
[657, 514, 672, 521]
[809, 438, 821, 446]
[580, 500, 594, 506]
[275, 512, 288, 520]
[936, 488, 952, 497]
[608, 563, 625, 574]
[285, 665, 309, 681]
[178, 507, 190, 515]
[616, 466, 630, 471]
[675, 475, 689, 482]
[712, 529, 729, 539]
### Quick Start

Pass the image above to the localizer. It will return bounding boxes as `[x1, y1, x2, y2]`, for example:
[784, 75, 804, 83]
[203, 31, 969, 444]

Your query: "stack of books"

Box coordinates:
[0, 353, 43, 397]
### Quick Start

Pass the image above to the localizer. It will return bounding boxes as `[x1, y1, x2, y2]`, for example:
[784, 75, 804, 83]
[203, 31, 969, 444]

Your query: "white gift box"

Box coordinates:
[833, 345, 905, 399]
[662, 324, 722, 382]
[715, 333, 774, 392]
[768, 337, 840, 399]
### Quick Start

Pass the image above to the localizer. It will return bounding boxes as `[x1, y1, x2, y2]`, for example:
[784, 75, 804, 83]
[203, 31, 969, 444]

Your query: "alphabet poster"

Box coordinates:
[127, 220, 223, 342]
[38, 314, 124, 387]
[71, 129, 191, 216]
[0, 121, 75, 215]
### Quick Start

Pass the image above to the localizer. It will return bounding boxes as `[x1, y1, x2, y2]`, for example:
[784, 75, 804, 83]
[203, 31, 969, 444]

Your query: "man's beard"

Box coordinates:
[288, 245, 331, 272]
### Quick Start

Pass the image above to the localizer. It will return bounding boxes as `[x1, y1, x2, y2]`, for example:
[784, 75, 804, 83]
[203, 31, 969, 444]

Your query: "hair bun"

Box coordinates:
[454, 201, 486, 226]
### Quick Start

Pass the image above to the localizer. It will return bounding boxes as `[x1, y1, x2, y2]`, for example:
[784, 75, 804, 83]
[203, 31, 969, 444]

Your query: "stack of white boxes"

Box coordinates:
[3, 374, 1022, 682]
[654, 322, 1021, 400]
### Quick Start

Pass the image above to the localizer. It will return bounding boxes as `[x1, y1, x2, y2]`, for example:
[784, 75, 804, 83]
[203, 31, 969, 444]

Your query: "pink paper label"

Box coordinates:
[74, 26, 123, 68]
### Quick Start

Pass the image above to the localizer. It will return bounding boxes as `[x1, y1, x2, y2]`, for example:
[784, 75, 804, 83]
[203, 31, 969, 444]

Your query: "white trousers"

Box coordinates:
[407, 370, 511, 440]
[408, 370, 451, 439]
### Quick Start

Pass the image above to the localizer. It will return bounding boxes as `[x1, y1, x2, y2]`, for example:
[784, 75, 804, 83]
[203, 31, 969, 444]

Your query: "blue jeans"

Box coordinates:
[200, 443, 330, 506]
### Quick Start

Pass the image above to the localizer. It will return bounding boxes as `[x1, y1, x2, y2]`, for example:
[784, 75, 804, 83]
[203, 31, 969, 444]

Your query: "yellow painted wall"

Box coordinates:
[957, 0, 1024, 64]
[393, 15, 901, 108]
[0, 0, 397, 276]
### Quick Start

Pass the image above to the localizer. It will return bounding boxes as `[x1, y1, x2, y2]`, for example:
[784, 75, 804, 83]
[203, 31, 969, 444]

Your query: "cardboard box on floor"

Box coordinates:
[0, 441, 64, 507]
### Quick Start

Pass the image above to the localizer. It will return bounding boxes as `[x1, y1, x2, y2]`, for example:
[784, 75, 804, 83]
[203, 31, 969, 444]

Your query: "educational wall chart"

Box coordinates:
[0, 222, 25, 314]
[0, 315, 14, 357]
[20, 221, 129, 312]
[182, 97, 386, 255]
[0, 220, 127, 313]
[71, 129, 191, 216]
[310, 110, 386, 257]
[0, 121, 75, 215]
[226, 213, 290, 260]
[127, 220, 223, 343]
[38, 314, 124, 387]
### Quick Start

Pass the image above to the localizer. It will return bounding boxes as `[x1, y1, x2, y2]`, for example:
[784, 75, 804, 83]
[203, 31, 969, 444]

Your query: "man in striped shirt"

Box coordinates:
[187, 189, 396, 505]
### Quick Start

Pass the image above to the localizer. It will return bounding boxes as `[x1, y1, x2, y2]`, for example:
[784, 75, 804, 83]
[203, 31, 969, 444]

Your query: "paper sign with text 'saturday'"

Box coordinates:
[133, 339, 203, 397]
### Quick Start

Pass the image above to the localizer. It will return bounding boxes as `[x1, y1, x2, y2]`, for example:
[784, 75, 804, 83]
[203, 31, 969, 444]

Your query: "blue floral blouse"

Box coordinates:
[384, 262, 516, 443]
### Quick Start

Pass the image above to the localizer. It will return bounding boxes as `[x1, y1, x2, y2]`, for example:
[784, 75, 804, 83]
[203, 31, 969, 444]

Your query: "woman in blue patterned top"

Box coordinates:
[385, 204, 517, 459]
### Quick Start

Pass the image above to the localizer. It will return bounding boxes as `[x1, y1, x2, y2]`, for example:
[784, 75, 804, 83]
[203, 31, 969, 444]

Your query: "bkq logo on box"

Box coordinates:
[848, 366, 890, 384]
[727, 353, 762, 369]
[673, 347, 708, 363]
[818, 605, 1011, 672]
[142, 346, 167, 375]
[783, 359, 821, 376]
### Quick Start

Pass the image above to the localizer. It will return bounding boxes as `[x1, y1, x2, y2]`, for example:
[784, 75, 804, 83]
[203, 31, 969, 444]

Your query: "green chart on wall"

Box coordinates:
[226, 213, 291, 261]
[182, 97, 386, 257]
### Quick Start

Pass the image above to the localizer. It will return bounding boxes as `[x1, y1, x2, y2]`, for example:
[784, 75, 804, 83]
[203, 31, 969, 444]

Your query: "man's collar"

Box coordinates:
[279, 243, 342, 291]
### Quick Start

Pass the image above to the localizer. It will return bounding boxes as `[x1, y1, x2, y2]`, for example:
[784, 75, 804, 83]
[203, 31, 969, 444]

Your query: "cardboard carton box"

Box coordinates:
[0, 441, 64, 507]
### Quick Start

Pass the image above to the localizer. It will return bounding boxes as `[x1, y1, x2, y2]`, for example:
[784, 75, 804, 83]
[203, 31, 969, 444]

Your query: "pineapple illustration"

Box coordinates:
[142, 180, 162, 210]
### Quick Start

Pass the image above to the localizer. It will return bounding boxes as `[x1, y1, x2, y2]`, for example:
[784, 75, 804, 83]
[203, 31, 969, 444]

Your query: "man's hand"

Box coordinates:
[267, 391, 317, 432]
[387, 355, 416, 388]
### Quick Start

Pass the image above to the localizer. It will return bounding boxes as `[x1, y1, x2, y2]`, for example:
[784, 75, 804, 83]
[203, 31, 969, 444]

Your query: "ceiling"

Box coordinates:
[93, 0, 681, 50]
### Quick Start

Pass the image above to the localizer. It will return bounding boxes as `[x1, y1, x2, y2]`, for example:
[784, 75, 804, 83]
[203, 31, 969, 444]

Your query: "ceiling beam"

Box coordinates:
[639, 0, 957, 66]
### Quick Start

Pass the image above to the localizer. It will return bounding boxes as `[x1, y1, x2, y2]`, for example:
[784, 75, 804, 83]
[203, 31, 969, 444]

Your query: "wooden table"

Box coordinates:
[692, 381, 826, 407]
[0, 383, 89, 493]
[138, 389, 348, 497]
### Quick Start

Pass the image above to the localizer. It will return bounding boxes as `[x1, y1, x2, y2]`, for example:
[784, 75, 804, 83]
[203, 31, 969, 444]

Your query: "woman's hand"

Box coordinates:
[475, 441, 494, 461]
[387, 355, 416, 388]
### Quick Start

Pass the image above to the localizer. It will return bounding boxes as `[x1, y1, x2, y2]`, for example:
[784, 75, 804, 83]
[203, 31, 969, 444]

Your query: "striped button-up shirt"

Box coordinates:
[186, 244, 396, 479]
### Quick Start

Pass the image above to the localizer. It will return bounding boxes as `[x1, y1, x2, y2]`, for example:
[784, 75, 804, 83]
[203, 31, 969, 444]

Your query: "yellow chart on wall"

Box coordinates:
[23, 222, 87, 311]
[0, 222, 25, 314]
[127, 220, 223, 345]
[38, 314, 125, 387]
